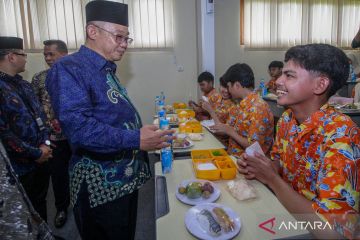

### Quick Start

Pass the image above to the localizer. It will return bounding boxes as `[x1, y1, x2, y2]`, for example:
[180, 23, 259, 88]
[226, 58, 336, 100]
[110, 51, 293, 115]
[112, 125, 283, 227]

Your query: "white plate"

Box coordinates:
[201, 119, 215, 133]
[175, 179, 220, 205]
[185, 203, 241, 240]
[172, 138, 194, 149]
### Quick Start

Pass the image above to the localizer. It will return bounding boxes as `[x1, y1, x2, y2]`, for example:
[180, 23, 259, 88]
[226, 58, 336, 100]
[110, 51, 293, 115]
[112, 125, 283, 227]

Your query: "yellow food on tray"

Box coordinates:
[173, 102, 187, 109]
[176, 109, 196, 119]
[179, 119, 203, 133]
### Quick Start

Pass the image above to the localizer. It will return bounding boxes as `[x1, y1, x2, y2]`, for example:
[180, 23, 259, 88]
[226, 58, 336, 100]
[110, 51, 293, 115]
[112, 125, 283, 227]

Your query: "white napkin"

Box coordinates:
[245, 141, 265, 157]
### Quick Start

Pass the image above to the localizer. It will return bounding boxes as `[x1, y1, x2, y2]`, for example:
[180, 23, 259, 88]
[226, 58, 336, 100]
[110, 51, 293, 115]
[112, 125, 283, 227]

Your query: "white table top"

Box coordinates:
[155, 159, 309, 240]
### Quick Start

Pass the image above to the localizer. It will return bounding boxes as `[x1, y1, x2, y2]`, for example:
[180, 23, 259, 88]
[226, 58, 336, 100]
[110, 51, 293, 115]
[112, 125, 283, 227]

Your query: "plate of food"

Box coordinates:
[187, 133, 204, 141]
[172, 136, 194, 149]
[176, 179, 220, 205]
[335, 103, 360, 113]
[185, 203, 241, 240]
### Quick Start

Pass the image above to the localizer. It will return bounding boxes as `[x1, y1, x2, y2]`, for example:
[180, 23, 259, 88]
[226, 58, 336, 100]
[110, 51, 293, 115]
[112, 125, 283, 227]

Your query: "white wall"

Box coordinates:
[215, 0, 286, 86]
[21, 0, 199, 125]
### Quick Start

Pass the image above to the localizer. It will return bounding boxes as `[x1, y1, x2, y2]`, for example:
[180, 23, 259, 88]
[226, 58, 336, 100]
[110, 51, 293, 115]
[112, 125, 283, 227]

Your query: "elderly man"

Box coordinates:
[46, 1, 173, 240]
[0, 36, 52, 222]
[31, 40, 70, 228]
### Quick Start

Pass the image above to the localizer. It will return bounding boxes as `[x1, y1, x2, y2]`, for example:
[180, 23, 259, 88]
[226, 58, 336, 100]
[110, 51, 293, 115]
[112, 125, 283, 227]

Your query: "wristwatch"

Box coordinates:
[45, 140, 51, 147]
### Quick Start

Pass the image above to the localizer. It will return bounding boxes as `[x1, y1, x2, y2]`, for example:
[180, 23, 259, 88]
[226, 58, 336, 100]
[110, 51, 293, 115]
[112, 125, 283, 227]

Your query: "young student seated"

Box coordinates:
[189, 71, 220, 121]
[266, 60, 284, 94]
[207, 63, 274, 157]
[237, 44, 360, 239]
[202, 76, 235, 124]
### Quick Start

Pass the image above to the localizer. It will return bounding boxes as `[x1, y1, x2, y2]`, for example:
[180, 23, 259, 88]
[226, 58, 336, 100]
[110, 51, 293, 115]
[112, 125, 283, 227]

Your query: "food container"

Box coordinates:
[173, 102, 187, 109]
[210, 149, 228, 157]
[214, 157, 237, 180]
[176, 109, 196, 119]
[193, 159, 221, 181]
[191, 150, 212, 160]
[191, 150, 236, 180]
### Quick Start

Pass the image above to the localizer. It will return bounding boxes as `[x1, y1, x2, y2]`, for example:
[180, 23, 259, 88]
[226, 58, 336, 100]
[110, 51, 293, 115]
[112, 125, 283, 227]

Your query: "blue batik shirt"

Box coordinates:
[0, 72, 49, 176]
[46, 46, 151, 208]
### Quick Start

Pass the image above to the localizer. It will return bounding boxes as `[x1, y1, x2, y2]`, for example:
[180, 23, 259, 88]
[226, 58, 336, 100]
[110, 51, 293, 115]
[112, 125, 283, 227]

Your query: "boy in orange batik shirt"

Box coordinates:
[189, 71, 220, 121]
[203, 77, 235, 124]
[266, 60, 283, 94]
[237, 44, 360, 239]
[207, 63, 274, 157]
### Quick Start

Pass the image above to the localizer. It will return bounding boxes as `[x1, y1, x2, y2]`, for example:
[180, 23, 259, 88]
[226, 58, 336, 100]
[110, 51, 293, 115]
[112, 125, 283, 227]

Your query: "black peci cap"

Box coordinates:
[86, 1, 128, 26]
[0, 36, 23, 50]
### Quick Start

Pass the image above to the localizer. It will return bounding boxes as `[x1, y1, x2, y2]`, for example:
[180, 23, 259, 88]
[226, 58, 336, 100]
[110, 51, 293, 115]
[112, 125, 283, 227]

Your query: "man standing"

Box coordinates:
[31, 40, 70, 228]
[0, 36, 52, 222]
[46, 1, 173, 240]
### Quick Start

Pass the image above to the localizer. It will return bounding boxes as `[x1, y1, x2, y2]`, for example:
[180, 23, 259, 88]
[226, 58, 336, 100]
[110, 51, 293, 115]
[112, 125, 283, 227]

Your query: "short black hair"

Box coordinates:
[197, 71, 214, 83]
[219, 76, 227, 88]
[284, 43, 349, 98]
[223, 63, 255, 89]
[43, 40, 68, 54]
[268, 61, 284, 69]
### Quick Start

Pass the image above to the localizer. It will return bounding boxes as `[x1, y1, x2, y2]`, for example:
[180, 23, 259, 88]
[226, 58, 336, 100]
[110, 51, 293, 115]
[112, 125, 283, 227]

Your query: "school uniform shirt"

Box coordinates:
[271, 104, 360, 239]
[208, 93, 235, 124]
[227, 92, 274, 157]
[0, 72, 49, 176]
[46, 46, 151, 208]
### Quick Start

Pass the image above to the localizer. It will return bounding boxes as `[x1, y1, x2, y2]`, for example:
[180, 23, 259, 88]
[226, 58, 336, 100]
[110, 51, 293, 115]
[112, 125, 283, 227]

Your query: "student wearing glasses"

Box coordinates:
[45, 1, 174, 239]
[0, 36, 52, 222]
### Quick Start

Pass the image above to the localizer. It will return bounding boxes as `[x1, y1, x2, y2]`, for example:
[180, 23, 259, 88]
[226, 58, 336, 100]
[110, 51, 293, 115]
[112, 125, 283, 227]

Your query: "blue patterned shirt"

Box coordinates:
[46, 46, 151, 208]
[0, 72, 49, 176]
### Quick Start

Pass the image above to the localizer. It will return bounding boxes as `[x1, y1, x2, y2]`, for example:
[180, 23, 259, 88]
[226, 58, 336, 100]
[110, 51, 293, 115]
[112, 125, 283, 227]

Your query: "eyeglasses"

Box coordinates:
[92, 24, 133, 45]
[12, 52, 27, 58]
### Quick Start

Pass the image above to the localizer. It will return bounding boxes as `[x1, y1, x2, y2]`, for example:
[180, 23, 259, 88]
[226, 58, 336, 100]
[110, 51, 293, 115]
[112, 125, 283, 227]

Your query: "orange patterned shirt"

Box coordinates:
[227, 92, 274, 157]
[195, 89, 220, 121]
[271, 104, 360, 239]
[208, 94, 235, 124]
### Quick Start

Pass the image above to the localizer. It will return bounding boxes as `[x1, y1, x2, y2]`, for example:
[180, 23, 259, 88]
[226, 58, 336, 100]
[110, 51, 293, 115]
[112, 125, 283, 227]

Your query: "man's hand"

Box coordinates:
[243, 152, 279, 185]
[201, 101, 213, 114]
[36, 144, 52, 164]
[140, 125, 175, 151]
[210, 123, 232, 135]
[236, 154, 255, 179]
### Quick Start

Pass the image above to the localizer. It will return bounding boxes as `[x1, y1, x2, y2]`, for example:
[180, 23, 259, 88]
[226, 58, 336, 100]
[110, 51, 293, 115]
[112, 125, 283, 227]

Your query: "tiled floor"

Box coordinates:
[47, 154, 158, 240]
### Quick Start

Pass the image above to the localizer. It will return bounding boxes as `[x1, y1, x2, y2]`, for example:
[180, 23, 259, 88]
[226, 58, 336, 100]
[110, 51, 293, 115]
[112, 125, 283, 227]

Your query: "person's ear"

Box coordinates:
[7, 53, 16, 63]
[313, 75, 330, 95]
[86, 24, 98, 40]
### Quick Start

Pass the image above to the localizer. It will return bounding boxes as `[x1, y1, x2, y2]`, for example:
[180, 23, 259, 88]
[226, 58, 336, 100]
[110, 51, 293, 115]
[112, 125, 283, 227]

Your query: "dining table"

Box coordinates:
[154, 158, 311, 240]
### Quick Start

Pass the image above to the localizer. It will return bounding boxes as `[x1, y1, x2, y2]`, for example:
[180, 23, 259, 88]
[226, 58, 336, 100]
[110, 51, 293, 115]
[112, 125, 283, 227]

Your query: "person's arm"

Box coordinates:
[46, 62, 173, 153]
[46, 62, 141, 153]
[244, 153, 344, 239]
[0, 105, 42, 162]
[201, 101, 222, 124]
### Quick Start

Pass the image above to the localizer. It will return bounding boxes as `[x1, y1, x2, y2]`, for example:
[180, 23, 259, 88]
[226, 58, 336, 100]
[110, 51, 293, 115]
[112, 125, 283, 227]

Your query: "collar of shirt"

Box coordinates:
[287, 103, 331, 139]
[239, 91, 258, 109]
[205, 88, 216, 98]
[79, 45, 117, 74]
[0, 71, 24, 83]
